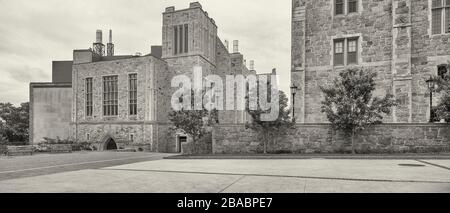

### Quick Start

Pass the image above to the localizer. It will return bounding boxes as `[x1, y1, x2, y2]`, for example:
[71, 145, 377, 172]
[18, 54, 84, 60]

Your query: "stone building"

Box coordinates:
[29, 2, 256, 152]
[291, 0, 450, 123]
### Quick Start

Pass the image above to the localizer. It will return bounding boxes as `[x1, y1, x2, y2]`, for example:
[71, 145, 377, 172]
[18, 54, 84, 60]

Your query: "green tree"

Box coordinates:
[436, 95, 450, 122]
[320, 68, 397, 154]
[246, 90, 294, 154]
[169, 90, 218, 154]
[435, 67, 450, 122]
[0, 102, 30, 144]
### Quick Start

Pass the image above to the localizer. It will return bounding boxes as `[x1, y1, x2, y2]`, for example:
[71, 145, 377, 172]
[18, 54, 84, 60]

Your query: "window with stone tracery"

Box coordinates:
[174, 24, 189, 55]
[432, 0, 450, 35]
[103, 75, 118, 116]
[86, 78, 93, 117]
[129, 74, 138, 116]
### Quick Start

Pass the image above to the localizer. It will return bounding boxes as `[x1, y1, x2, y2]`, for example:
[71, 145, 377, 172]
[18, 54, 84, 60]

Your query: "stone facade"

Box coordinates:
[29, 83, 72, 144]
[213, 124, 450, 154]
[72, 57, 169, 123]
[70, 55, 173, 151]
[291, 0, 450, 123]
[31, 2, 255, 152]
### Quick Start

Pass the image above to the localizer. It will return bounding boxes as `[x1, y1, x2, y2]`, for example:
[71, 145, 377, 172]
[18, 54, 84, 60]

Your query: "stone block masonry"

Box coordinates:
[30, 83, 72, 144]
[213, 124, 450, 154]
[291, 0, 450, 124]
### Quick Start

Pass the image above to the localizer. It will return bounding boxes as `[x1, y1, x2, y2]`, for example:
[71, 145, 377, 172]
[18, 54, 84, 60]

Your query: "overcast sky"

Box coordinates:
[0, 0, 291, 105]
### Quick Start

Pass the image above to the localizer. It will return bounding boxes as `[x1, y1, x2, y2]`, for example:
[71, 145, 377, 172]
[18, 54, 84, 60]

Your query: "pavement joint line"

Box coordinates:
[218, 175, 247, 193]
[0, 155, 165, 174]
[303, 179, 307, 193]
[97, 168, 450, 184]
[415, 160, 450, 170]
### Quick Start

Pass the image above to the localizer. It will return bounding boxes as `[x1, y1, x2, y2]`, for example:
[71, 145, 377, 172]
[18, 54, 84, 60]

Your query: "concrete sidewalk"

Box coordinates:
[0, 152, 175, 181]
[0, 159, 449, 193]
[165, 154, 450, 160]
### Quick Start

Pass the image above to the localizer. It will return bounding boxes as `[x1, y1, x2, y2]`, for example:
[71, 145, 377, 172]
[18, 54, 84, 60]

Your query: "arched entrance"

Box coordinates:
[105, 138, 117, 150]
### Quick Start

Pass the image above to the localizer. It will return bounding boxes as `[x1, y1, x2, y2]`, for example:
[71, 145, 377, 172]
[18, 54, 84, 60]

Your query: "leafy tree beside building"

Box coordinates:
[320, 68, 397, 154]
[435, 64, 450, 122]
[246, 89, 294, 154]
[169, 90, 218, 154]
[0, 102, 29, 144]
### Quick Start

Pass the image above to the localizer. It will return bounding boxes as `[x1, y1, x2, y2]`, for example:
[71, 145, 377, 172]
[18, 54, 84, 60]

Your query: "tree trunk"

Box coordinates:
[273, 137, 276, 153]
[192, 137, 197, 155]
[263, 132, 268, 154]
[351, 129, 355, 155]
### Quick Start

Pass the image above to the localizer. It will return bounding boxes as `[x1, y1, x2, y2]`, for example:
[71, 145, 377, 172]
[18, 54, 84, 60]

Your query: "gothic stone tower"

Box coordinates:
[162, 2, 218, 77]
[291, 0, 450, 124]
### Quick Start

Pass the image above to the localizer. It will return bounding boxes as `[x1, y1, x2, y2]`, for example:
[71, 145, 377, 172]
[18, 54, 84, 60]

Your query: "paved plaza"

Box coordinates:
[0, 153, 449, 193]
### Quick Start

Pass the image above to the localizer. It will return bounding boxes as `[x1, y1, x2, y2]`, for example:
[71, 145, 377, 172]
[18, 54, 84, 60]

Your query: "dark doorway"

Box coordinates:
[105, 138, 117, 150]
[177, 136, 187, 153]
[438, 65, 448, 79]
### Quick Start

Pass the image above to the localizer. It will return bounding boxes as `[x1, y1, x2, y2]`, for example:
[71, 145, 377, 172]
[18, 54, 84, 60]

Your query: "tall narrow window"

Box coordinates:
[174, 26, 178, 55]
[446, 0, 450, 33]
[103, 76, 118, 116]
[434, 0, 443, 8]
[174, 24, 189, 55]
[334, 40, 344, 66]
[432, 1, 443, 35]
[129, 74, 137, 116]
[348, 0, 358, 13]
[432, 0, 450, 35]
[205, 29, 209, 57]
[184, 24, 189, 53]
[335, 0, 344, 15]
[347, 38, 358, 65]
[86, 78, 93, 117]
[179, 25, 183, 54]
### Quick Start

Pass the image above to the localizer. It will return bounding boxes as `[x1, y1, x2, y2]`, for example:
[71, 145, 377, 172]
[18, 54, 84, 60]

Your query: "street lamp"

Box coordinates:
[426, 76, 437, 123]
[290, 84, 298, 122]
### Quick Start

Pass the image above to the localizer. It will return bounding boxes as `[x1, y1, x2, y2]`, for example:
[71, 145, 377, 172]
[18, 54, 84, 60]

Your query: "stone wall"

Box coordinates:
[181, 132, 213, 155]
[6, 146, 34, 156]
[291, 0, 450, 124]
[30, 83, 72, 144]
[213, 124, 450, 154]
[215, 38, 253, 124]
[70, 123, 176, 152]
[71, 56, 178, 152]
[156, 124, 178, 153]
[72, 56, 167, 123]
[410, 0, 450, 123]
[162, 2, 217, 64]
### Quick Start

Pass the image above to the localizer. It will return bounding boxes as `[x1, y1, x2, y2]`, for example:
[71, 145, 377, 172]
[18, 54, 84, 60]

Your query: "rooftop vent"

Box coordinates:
[250, 60, 255, 70]
[233, 40, 239, 53]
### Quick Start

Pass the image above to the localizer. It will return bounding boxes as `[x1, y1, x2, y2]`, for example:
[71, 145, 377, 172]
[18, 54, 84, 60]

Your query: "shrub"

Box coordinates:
[41, 137, 74, 145]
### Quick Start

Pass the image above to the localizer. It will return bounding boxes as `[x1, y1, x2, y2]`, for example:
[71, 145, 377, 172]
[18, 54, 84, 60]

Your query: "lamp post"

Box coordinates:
[290, 85, 298, 122]
[426, 76, 437, 123]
